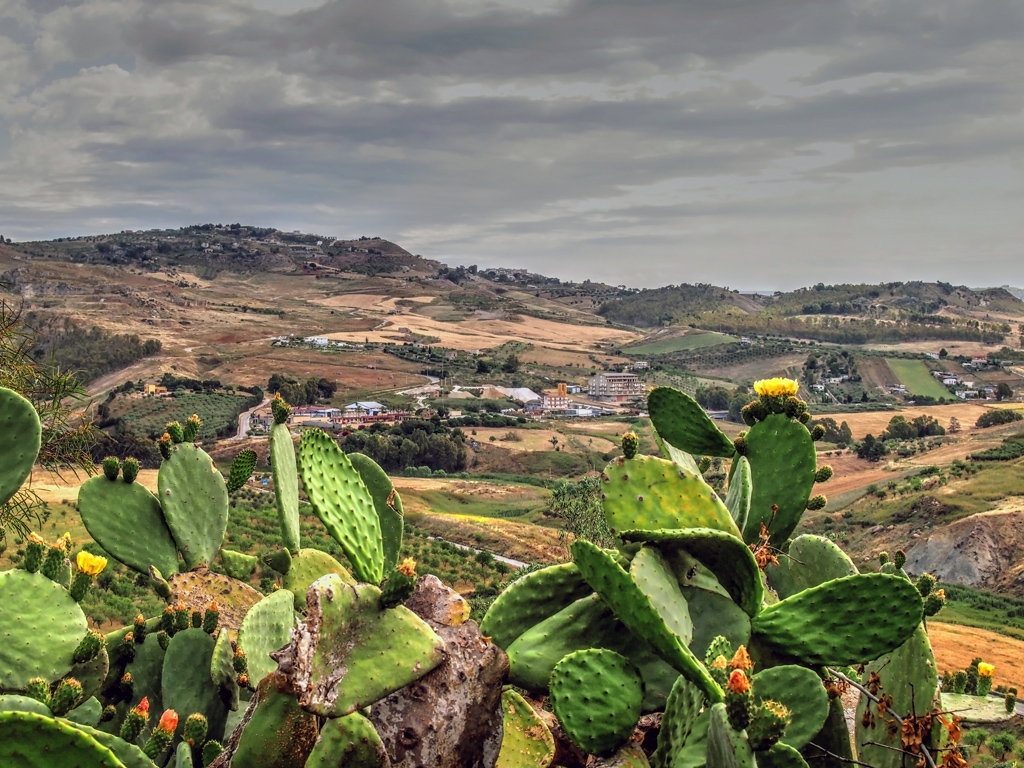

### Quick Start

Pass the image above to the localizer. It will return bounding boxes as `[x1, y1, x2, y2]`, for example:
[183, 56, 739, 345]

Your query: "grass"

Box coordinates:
[112, 392, 254, 439]
[886, 358, 954, 400]
[934, 583, 1024, 641]
[627, 331, 739, 356]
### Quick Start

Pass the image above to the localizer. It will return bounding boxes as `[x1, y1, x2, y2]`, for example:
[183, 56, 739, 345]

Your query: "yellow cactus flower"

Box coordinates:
[398, 558, 417, 578]
[28, 532, 46, 545]
[729, 646, 754, 671]
[753, 378, 799, 398]
[710, 655, 729, 670]
[76, 551, 108, 577]
[978, 663, 995, 677]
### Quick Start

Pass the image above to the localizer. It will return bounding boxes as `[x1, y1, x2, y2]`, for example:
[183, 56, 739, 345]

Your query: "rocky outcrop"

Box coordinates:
[905, 509, 1024, 588]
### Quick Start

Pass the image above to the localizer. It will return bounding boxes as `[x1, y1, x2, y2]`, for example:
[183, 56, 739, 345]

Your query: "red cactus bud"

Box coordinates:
[727, 670, 751, 695]
[136, 697, 150, 714]
[157, 709, 178, 734]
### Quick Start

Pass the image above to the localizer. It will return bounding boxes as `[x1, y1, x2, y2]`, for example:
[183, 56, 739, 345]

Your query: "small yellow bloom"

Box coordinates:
[753, 378, 800, 398]
[76, 551, 108, 577]
[934, 589, 946, 601]
[398, 558, 417, 578]
[711, 655, 729, 670]
[28, 532, 46, 545]
[978, 662, 994, 677]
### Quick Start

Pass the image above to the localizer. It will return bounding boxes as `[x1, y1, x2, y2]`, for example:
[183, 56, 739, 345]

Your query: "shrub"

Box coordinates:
[976, 410, 1023, 429]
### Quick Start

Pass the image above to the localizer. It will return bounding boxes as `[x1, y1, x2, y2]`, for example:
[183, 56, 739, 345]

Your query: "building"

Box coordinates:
[589, 372, 644, 402]
[542, 383, 570, 411]
[144, 384, 169, 395]
[631, 361, 650, 370]
[345, 401, 385, 416]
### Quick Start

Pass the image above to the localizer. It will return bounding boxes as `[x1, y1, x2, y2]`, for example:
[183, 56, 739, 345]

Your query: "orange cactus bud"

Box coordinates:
[729, 646, 753, 671]
[207, 600, 218, 612]
[727, 669, 751, 695]
[135, 697, 150, 714]
[157, 709, 178, 734]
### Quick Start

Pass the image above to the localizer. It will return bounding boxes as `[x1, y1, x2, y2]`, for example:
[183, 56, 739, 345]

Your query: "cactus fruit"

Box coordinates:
[121, 458, 139, 484]
[724, 456, 752, 531]
[190, 610, 202, 629]
[495, 689, 555, 768]
[621, 431, 640, 460]
[271, 393, 291, 425]
[40, 543, 66, 582]
[894, 550, 906, 569]
[202, 602, 219, 634]
[158, 443, 229, 570]
[142, 709, 177, 759]
[102, 457, 120, 482]
[878, 551, 890, 566]
[281, 548, 355, 612]
[764, 534, 857, 601]
[161, 630, 227, 745]
[621, 529, 763, 618]
[269, 418, 301, 554]
[237, 589, 296, 684]
[750, 666, 828, 749]
[298, 429, 384, 584]
[549, 649, 644, 755]
[648, 387, 737, 458]
[0, 710, 126, 768]
[349, 452, 405, 575]
[183, 712, 208, 746]
[379, 558, 417, 609]
[750, 573, 923, 666]
[0, 387, 42, 509]
[119, 697, 150, 742]
[0, 569, 89, 690]
[741, 414, 818, 546]
[814, 465, 833, 484]
[600, 455, 740, 538]
[278, 575, 445, 717]
[78, 475, 179, 576]
[159, 434, 171, 460]
[167, 422, 185, 444]
[74, 632, 104, 665]
[23, 535, 45, 573]
[225, 449, 257, 494]
[262, 548, 292, 575]
[305, 712, 389, 768]
[183, 414, 201, 443]
[176, 604, 190, 632]
[571, 540, 724, 703]
[48, 678, 83, 717]
[480, 562, 592, 650]
[805, 495, 827, 511]
[218, 549, 257, 580]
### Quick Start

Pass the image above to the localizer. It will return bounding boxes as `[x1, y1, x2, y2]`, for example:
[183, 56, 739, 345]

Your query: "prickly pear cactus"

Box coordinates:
[0, 710, 127, 768]
[304, 712, 389, 768]
[230, 672, 319, 768]
[349, 452, 404, 575]
[648, 386, 736, 458]
[236, 589, 295, 684]
[269, 412, 301, 554]
[495, 689, 554, 768]
[158, 443, 229, 570]
[0, 387, 42, 508]
[764, 534, 857, 601]
[281, 549, 354, 612]
[162, 629, 228, 743]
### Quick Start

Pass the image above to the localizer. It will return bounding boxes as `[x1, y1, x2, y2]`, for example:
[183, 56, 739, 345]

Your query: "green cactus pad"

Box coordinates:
[622, 528, 763, 617]
[741, 414, 817, 546]
[269, 423, 301, 554]
[601, 455, 740, 538]
[0, 694, 52, 716]
[750, 574, 923, 666]
[125, 634, 165, 719]
[724, 456, 752, 531]
[77, 476, 179, 577]
[572, 540, 723, 703]
[601, 743, 653, 767]
[231, 673, 319, 768]
[0, 387, 41, 508]
[61, 722, 154, 768]
[550, 649, 644, 756]
[651, 675, 704, 768]
[655, 432, 702, 476]
[648, 387, 737, 458]
[765, 535, 857, 601]
[803, 697, 854, 768]
[751, 666, 829, 749]
[298, 429, 384, 584]
[757, 742, 810, 768]
[211, 629, 239, 711]
[680, 586, 752, 662]
[69, 644, 109, 702]
[305, 712, 388, 768]
[225, 449, 257, 494]
[161, 629, 227, 744]
[237, 589, 296, 684]
[855, 625, 938, 768]
[348, 452, 404, 575]
[174, 742, 193, 768]
[495, 689, 555, 768]
[0, 569, 89, 691]
[158, 444, 229, 570]
[64, 697, 102, 728]
[661, 547, 730, 598]
[218, 548, 257, 580]
[292, 575, 445, 717]
[282, 548, 354, 612]
[655, 708, 710, 768]
[0, 711, 126, 768]
[480, 562, 591, 650]
[628, 546, 693, 646]
[707, 702, 756, 768]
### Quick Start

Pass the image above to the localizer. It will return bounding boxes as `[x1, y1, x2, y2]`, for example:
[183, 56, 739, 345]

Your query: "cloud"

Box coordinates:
[0, 0, 1022, 289]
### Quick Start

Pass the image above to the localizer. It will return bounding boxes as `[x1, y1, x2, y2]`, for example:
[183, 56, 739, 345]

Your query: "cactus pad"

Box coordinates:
[78, 476, 179, 576]
[601, 455, 740, 537]
[724, 456, 752, 531]
[750, 574, 923, 666]
[751, 665, 828, 749]
[480, 562, 591, 650]
[218, 548, 257, 581]
[628, 546, 693, 646]
[348, 453, 405, 575]
[231, 673, 319, 768]
[282, 548, 354, 612]
[0, 569, 89, 690]
[707, 702, 756, 768]
[269, 423, 301, 554]
[65, 696, 102, 727]
[210, 628, 239, 711]
[0, 694, 52, 716]
[741, 414, 817, 546]
[174, 742, 193, 768]
[622, 528, 763, 617]
[168, 567, 262, 633]
[651, 675, 704, 768]
[571, 540, 723, 703]
[226, 449, 257, 494]
[305, 712, 389, 768]
[550, 649, 644, 756]
[237, 589, 296, 684]
[60, 722, 154, 768]
[680, 585, 752, 662]
[648, 387, 737, 458]
[69, 644, 109, 702]
[0, 387, 41, 508]
[287, 575, 445, 717]
[765, 535, 857, 601]
[158, 444, 229, 569]
[756, 742, 811, 768]
[125, 634, 165, 718]
[0, 711, 126, 768]
[298, 429, 384, 584]
[162, 628, 227, 744]
[495, 689, 555, 768]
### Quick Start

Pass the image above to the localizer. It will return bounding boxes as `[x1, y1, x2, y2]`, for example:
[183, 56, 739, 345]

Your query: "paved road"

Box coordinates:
[233, 398, 269, 440]
[426, 536, 528, 569]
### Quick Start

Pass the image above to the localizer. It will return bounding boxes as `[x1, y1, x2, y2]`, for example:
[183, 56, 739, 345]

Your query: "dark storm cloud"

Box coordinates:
[0, 0, 1021, 288]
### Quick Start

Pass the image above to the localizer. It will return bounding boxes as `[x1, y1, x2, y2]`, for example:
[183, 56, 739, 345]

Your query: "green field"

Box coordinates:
[627, 331, 740, 356]
[886, 358, 953, 399]
[112, 392, 254, 439]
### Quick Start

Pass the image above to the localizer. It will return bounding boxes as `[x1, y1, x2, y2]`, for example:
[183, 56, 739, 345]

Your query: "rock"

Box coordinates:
[371, 575, 508, 768]
[905, 510, 1024, 587]
[870, 525, 884, 535]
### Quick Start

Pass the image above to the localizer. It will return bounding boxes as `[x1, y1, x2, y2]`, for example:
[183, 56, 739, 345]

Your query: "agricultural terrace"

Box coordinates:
[886, 358, 956, 399]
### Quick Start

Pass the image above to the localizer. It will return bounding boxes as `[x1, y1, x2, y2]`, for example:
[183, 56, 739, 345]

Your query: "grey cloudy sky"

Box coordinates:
[1, 0, 1022, 289]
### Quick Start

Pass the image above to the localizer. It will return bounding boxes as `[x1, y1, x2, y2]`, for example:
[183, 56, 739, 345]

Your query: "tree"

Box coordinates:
[857, 434, 889, 462]
[502, 354, 520, 374]
[948, 416, 961, 434]
[996, 382, 1014, 400]
[939, 348, 948, 358]
[476, 359, 491, 374]
[989, 732, 1016, 761]
[549, 476, 613, 552]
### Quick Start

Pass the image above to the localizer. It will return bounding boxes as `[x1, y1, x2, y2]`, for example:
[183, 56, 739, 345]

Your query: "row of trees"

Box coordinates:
[338, 419, 467, 473]
[267, 373, 337, 406]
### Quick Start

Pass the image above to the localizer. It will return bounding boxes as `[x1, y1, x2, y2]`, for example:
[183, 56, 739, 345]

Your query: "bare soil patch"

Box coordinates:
[929, 622, 1024, 691]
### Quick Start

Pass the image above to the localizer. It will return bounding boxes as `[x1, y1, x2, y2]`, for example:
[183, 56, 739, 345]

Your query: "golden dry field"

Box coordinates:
[930, 622, 1024, 691]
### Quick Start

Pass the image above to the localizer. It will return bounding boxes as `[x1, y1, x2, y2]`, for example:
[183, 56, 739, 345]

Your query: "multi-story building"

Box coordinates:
[588, 372, 644, 402]
[542, 383, 570, 411]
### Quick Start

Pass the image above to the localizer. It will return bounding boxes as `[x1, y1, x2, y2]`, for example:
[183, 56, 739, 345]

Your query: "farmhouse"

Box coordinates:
[589, 372, 644, 402]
